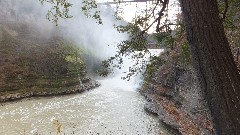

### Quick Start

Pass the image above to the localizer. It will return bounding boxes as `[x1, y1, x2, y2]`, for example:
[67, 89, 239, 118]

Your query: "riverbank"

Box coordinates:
[0, 21, 102, 105]
[0, 78, 100, 104]
[141, 51, 215, 135]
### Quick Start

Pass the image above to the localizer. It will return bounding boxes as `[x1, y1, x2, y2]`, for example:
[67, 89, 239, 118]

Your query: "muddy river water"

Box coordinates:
[0, 50, 172, 135]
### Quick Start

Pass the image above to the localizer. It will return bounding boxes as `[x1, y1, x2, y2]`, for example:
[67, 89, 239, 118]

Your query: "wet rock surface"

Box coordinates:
[0, 78, 100, 103]
[141, 54, 216, 135]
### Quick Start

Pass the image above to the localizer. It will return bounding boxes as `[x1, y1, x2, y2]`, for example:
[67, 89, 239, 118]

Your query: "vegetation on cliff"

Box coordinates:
[141, 0, 240, 133]
[0, 21, 95, 100]
[2, 0, 240, 134]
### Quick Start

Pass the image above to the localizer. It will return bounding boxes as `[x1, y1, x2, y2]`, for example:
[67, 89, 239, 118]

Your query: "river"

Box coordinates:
[0, 49, 172, 135]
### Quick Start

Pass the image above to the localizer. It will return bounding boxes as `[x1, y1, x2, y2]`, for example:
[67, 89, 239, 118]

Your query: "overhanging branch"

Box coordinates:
[141, 0, 169, 34]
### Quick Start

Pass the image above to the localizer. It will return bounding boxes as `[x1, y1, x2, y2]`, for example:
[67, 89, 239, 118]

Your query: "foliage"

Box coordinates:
[38, 0, 181, 79]
[218, 0, 240, 68]
[152, 32, 173, 48]
[0, 24, 86, 92]
[39, 0, 73, 25]
[152, 23, 184, 48]
[38, 0, 240, 79]
[82, 0, 102, 24]
[40, 0, 103, 25]
[218, 0, 240, 45]
[178, 41, 191, 67]
[96, 1, 187, 79]
[218, 0, 240, 29]
[98, 23, 150, 79]
[145, 56, 166, 81]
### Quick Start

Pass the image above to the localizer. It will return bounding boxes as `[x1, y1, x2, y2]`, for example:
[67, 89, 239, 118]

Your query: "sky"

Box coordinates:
[97, 0, 180, 32]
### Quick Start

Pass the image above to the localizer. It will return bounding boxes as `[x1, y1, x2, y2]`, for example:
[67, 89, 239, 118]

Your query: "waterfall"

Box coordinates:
[0, 50, 171, 135]
[0, 1, 173, 134]
[103, 49, 164, 91]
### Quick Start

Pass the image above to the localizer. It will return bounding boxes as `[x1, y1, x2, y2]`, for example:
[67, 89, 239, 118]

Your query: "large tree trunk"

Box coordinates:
[180, 0, 240, 134]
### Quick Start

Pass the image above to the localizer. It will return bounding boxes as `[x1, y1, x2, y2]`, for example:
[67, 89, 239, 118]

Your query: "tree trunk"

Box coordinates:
[180, 0, 240, 134]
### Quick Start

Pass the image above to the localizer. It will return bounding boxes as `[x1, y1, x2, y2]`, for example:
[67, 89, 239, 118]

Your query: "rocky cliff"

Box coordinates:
[0, 21, 99, 102]
[141, 50, 215, 135]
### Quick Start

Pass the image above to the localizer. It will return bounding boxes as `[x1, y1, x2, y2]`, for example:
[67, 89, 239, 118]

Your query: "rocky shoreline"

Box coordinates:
[0, 78, 100, 104]
[141, 52, 216, 135]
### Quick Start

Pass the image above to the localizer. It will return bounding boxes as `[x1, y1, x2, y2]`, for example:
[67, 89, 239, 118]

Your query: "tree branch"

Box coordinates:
[156, 0, 169, 32]
[141, 0, 169, 34]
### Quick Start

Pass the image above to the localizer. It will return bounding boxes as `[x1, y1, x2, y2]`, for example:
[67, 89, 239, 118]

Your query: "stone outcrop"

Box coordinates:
[0, 20, 101, 104]
[0, 78, 100, 103]
[141, 52, 215, 135]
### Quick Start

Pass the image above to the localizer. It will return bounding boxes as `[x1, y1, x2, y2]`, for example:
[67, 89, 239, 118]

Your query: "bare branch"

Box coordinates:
[156, 0, 169, 32]
[141, 0, 169, 34]
[158, 23, 180, 31]
[151, 0, 160, 18]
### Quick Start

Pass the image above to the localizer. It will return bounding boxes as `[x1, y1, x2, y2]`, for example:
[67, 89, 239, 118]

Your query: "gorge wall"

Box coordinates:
[141, 51, 216, 135]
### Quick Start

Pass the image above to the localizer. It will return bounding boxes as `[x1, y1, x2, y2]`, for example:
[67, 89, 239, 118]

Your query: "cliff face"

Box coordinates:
[141, 51, 215, 135]
[0, 21, 98, 101]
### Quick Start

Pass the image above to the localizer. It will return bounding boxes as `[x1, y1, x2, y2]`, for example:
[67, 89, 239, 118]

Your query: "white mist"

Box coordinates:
[0, 1, 171, 134]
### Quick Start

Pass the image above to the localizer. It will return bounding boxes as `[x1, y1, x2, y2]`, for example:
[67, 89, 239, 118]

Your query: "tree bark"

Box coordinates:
[180, 0, 240, 134]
